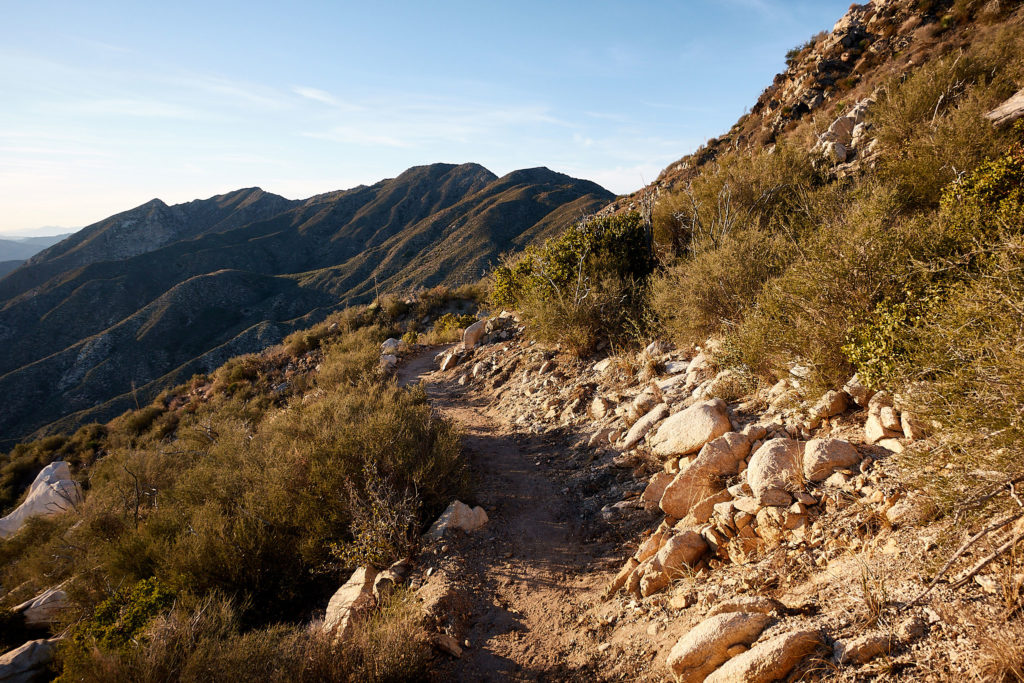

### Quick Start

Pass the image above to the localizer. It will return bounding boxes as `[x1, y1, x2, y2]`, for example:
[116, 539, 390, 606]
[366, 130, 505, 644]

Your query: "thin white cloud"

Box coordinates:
[304, 127, 410, 148]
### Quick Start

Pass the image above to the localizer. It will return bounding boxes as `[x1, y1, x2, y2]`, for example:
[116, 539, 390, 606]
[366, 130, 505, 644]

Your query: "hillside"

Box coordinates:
[0, 163, 612, 445]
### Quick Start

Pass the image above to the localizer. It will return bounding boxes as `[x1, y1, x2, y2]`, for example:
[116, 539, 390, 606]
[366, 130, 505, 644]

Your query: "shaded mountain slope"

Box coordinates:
[0, 163, 612, 443]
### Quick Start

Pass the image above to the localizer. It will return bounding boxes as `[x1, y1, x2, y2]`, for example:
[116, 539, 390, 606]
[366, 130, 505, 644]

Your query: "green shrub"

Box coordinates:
[67, 577, 175, 652]
[490, 212, 652, 354]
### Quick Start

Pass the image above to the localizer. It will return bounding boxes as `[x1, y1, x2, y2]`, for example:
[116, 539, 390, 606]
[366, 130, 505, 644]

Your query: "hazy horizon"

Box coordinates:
[2, 0, 850, 235]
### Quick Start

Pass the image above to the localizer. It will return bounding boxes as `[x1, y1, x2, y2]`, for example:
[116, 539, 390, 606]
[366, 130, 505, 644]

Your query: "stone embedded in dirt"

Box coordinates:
[637, 523, 672, 562]
[435, 633, 463, 658]
[463, 320, 487, 349]
[438, 351, 461, 372]
[607, 557, 641, 596]
[0, 638, 60, 683]
[900, 410, 929, 441]
[590, 396, 612, 419]
[13, 585, 68, 628]
[639, 530, 708, 597]
[665, 360, 689, 374]
[708, 595, 783, 617]
[704, 628, 821, 683]
[641, 472, 676, 511]
[812, 390, 848, 419]
[0, 461, 82, 539]
[666, 611, 772, 683]
[803, 438, 860, 482]
[660, 431, 751, 518]
[897, 615, 928, 642]
[649, 399, 732, 458]
[621, 403, 670, 450]
[324, 566, 378, 640]
[879, 405, 901, 431]
[425, 501, 489, 540]
[746, 439, 804, 506]
[380, 338, 402, 354]
[833, 632, 892, 665]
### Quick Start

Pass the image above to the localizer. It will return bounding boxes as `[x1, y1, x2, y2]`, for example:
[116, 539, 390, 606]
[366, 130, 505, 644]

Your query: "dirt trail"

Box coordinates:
[398, 346, 616, 681]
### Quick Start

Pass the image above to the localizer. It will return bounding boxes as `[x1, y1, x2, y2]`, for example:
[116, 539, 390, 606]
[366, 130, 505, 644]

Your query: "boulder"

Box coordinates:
[827, 114, 856, 146]
[811, 390, 848, 419]
[424, 501, 488, 540]
[833, 632, 891, 665]
[660, 432, 751, 518]
[705, 628, 821, 683]
[865, 413, 901, 445]
[324, 567, 378, 640]
[439, 351, 460, 372]
[639, 530, 707, 597]
[0, 638, 59, 683]
[746, 439, 804, 506]
[666, 612, 772, 683]
[380, 338, 402, 354]
[650, 399, 732, 458]
[372, 560, 411, 602]
[0, 462, 82, 539]
[803, 439, 860, 482]
[986, 88, 1024, 126]
[621, 404, 669, 450]
[590, 396, 612, 419]
[687, 489, 734, 525]
[900, 411, 930, 441]
[462, 320, 486, 349]
[380, 354, 398, 370]
[13, 586, 68, 628]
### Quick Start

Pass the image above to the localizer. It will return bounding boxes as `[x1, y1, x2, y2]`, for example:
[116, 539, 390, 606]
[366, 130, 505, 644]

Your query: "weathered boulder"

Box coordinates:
[0, 462, 82, 539]
[705, 628, 821, 683]
[803, 438, 859, 482]
[380, 338, 402, 354]
[438, 351, 461, 372]
[380, 354, 398, 370]
[865, 413, 901, 445]
[372, 560, 411, 602]
[666, 612, 772, 683]
[900, 410, 930, 441]
[462, 320, 486, 349]
[811, 390, 848, 420]
[660, 432, 751, 518]
[746, 439, 804, 506]
[650, 399, 731, 458]
[324, 567, 378, 640]
[0, 638, 59, 683]
[13, 586, 68, 628]
[639, 530, 707, 597]
[621, 403, 669, 450]
[424, 500, 488, 540]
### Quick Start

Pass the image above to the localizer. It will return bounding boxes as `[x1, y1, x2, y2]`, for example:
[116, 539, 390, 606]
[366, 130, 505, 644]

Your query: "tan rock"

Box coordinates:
[660, 432, 751, 517]
[746, 439, 804, 505]
[843, 374, 874, 408]
[687, 489, 734, 525]
[803, 438, 860, 482]
[813, 390, 848, 419]
[435, 633, 463, 658]
[324, 567, 378, 640]
[834, 632, 892, 665]
[636, 524, 672, 562]
[621, 403, 670, 450]
[864, 413, 900, 445]
[650, 399, 732, 458]
[986, 88, 1024, 126]
[607, 557, 640, 595]
[14, 585, 68, 628]
[590, 396, 612, 419]
[424, 500, 488, 540]
[900, 411, 929, 441]
[666, 612, 772, 683]
[640, 530, 708, 597]
[705, 628, 821, 683]
[642, 472, 676, 511]
[879, 406, 901, 431]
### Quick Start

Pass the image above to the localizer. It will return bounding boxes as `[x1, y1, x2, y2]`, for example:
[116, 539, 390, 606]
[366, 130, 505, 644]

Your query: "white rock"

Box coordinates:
[649, 399, 732, 458]
[803, 438, 860, 482]
[462, 320, 486, 349]
[380, 338, 402, 354]
[0, 462, 82, 539]
[843, 374, 874, 408]
[380, 354, 398, 370]
[986, 88, 1024, 126]
[425, 500, 488, 540]
[324, 567, 378, 640]
[593, 358, 613, 373]
[664, 360, 689, 375]
[621, 403, 670, 450]
[14, 586, 68, 628]
[0, 638, 60, 683]
[746, 439, 804, 506]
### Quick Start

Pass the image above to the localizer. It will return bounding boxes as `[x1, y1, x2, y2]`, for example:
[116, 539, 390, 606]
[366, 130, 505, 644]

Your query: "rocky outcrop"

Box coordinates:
[324, 566, 378, 640]
[0, 462, 81, 539]
[0, 638, 60, 683]
[13, 586, 68, 628]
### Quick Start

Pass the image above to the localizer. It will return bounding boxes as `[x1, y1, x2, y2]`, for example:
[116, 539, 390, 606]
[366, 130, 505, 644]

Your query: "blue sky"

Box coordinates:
[0, 0, 850, 234]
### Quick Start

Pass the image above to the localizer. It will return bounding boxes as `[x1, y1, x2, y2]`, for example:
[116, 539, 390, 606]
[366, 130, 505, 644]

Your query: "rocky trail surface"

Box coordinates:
[398, 346, 623, 680]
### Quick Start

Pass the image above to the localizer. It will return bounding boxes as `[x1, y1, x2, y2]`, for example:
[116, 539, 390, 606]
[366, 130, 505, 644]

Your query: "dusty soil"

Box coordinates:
[398, 346, 635, 681]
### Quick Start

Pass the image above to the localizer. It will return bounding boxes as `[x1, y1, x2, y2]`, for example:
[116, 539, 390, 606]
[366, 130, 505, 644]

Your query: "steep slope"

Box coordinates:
[0, 163, 612, 444]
